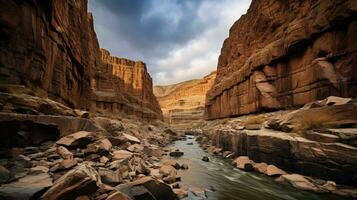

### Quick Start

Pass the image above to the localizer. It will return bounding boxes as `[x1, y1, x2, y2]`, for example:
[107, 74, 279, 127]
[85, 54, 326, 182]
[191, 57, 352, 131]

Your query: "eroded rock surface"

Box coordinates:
[154, 71, 216, 126]
[205, 0, 357, 119]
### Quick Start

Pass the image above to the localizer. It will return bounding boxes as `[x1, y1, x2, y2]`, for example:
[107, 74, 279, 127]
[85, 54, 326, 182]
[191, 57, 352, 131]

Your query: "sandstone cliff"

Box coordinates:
[92, 49, 163, 120]
[154, 71, 216, 125]
[205, 0, 357, 119]
[0, 0, 162, 120]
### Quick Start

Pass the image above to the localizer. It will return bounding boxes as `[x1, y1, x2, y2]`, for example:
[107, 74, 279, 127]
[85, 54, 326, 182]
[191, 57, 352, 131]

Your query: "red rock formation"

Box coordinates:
[0, 0, 99, 109]
[92, 49, 162, 120]
[205, 0, 357, 120]
[154, 71, 216, 124]
[0, 0, 162, 120]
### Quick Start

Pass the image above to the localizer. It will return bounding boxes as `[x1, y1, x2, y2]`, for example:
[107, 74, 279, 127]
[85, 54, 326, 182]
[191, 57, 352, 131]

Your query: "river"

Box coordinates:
[168, 135, 350, 200]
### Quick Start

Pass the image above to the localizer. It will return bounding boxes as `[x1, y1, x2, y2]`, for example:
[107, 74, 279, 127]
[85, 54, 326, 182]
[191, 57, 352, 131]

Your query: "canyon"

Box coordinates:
[0, 0, 357, 200]
[205, 0, 357, 120]
[154, 71, 216, 126]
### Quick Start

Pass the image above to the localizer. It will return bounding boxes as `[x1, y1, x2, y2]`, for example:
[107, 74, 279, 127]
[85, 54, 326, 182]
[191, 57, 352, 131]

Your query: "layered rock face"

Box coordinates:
[0, 0, 98, 109]
[205, 0, 357, 119]
[92, 49, 162, 120]
[0, 0, 162, 120]
[154, 71, 216, 125]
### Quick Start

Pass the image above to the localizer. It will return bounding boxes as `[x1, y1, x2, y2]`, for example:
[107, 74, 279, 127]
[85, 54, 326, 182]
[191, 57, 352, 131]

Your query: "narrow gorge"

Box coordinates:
[0, 0, 356, 200]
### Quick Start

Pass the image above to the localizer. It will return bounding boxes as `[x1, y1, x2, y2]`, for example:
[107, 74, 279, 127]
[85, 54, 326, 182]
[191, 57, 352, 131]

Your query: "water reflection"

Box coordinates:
[168, 135, 349, 200]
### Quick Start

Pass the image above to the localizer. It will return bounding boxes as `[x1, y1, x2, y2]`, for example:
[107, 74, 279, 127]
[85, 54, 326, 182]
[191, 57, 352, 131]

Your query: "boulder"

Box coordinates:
[173, 188, 188, 199]
[159, 165, 177, 177]
[0, 173, 52, 200]
[112, 150, 133, 161]
[127, 144, 144, 153]
[115, 177, 176, 200]
[253, 162, 268, 174]
[233, 156, 254, 171]
[56, 146, 73, 160]
[201, 156, 209, 162]
[143, 145, 163, 157]
[265, 165, 287, 177]
[122, 133, 141, 144]
[98, 168, 122, 186]
[276, 174, 321, 192]
[169, 151, 184, 157]
[41, 164, 102, 200]
[162, 159, 180, 169]
[56, 131, 95, 148]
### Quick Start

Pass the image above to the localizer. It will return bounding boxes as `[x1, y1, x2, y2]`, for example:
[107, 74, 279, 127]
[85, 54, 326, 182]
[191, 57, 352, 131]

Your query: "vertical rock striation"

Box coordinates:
[205, 0, 357, 120]
[92, 49, 162, 120]
[0, 0, 162, 120]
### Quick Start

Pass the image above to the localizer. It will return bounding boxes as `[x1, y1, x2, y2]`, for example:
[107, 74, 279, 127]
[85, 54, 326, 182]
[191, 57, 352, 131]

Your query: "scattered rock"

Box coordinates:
[276, 174, 321, 192]
[116, 177, 176, 200]
[0, 173, 53, 200]
[190, 187, 206, 198]
[122, 133, 141, 144]
[56, 146, 73, 160]
[169, 151, 184, 157]
[180, 163, 189, 170]
[265, 165, 287, 177]
[233, 156, 254, 171]
[143, 145, 163, 157]
[56, 131, 94, 149]
[112, 150, 133, 161]
[201, 156, 209, 162]
[173, 188, 188, 199]
[41, 164, 102, 200]
[253, 162, 268, 173]
[162, 159, 180, 169]
[126, 144, 144, 153]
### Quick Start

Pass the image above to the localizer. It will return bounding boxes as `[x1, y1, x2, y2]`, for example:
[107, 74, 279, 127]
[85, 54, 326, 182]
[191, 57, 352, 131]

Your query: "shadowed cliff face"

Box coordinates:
[205, 0, 357, 120]
[0, 0, 162, 120]
[154, 71, 216, 125]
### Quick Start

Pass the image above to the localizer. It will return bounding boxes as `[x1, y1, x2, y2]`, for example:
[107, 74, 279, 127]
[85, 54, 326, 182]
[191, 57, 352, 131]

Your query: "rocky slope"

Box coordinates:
[0, 0, 162, 120]
[154, 71, 216, 125]
[205, 0, 357, 120]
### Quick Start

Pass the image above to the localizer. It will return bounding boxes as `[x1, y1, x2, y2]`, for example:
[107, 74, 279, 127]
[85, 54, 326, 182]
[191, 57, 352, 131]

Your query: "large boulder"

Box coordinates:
[56, 131, 95, 149]
[115, 177, 177, 200]
[0, 173, 52, 200]
[233, 156, 254, 171]
[41, 164, 102, 200]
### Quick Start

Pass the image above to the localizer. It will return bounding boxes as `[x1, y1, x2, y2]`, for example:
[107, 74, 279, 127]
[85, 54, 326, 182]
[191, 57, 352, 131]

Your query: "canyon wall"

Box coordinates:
[205, 0, 357, 120]
[92, 49, 162, 120]
[154, 71, 216, 125]
[0, 0, 162, 120]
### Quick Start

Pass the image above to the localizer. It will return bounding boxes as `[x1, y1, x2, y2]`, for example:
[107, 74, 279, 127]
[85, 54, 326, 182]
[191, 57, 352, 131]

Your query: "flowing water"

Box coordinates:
[168, 135, 350, 200]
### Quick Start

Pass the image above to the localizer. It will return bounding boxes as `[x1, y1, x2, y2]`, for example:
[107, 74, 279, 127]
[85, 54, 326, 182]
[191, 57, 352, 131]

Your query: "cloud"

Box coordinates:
[88, 0, 251, 85]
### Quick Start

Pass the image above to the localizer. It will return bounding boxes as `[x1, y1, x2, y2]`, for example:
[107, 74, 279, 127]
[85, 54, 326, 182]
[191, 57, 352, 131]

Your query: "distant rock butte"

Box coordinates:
[154, 71, 216, 125]
[205, 0, 357, 120]
[0, 0, 162, 120]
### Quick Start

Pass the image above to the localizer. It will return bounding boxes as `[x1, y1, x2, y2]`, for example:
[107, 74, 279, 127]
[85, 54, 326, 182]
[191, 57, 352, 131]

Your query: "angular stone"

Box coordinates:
[56, 146, 73, 160]
[122, 133, 141, 144]
[265, 165, 287, 177]
[0, 173, 52, 200]
[253, 162, 268, 174]
[56, 131, 94, 148]
[112, 150, 133, 161]
[115, 177, 176, 200]
[233, 156, 254, 171]
[41, 164, 102, 200]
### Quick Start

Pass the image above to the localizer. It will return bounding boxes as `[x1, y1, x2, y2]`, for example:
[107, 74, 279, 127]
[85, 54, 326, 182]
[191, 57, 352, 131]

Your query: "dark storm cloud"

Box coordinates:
[89, 0, 206, 58]
[88, 0, 251, 84]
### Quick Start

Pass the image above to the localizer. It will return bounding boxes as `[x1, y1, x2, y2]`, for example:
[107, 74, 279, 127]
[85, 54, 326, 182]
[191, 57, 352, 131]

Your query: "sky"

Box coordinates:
[88, 0, 251, 85]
